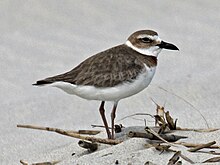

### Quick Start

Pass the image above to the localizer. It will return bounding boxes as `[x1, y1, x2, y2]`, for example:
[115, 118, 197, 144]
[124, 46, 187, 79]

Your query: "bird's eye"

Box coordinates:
[140, 37, 152, 43]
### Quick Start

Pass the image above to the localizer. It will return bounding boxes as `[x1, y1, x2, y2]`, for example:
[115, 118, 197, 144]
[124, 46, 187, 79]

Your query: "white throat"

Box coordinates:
[125, 40, 162, 57]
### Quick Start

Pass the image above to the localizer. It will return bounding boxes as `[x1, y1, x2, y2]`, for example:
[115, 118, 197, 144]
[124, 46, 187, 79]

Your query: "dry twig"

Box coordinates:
[188, 141, 216, 152]
[17, 124, 100, 135]
[144, 161, 158, 165]
[175, 127, 219, 132]
[20, 160, 60, 165]
[203, 156, 220, 163]
[20, 160, 28, 165]
[167, 151, 181, 165]
[196, 150, 220, 155]
[91, 124, 111, 129]
[128, 131, 186, 142]
[77, 130, 101, 135]
[145, 127, 174, 146]
[17, 124, 122, 145]
[165, 111, 177, 130]
[145, 144, 194, 164]
[151, 98, 165, 127]
[174, 142, 220, 149]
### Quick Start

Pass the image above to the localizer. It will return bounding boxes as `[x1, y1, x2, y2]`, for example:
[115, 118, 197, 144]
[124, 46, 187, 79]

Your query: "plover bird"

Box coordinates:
[33, 30, 179, 139]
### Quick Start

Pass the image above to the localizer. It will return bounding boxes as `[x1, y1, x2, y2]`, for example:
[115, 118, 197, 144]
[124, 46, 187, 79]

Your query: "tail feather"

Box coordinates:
[33, 71, 76, 86]
[32, 79, 53, 86]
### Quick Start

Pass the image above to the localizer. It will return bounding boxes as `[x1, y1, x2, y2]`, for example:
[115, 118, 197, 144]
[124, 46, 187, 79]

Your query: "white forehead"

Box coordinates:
[137, 34, 162, 42]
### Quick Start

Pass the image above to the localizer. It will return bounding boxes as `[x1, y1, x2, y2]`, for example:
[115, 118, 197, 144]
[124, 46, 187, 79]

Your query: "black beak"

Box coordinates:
[157, 41, 179, 50]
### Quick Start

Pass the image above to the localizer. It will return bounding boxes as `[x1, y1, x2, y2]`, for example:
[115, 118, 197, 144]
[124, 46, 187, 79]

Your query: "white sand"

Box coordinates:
[1, 0, 220, 164]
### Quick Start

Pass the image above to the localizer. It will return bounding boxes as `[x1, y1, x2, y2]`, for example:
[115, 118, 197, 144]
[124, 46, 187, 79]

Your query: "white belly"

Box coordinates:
[49, 65, 156, 101]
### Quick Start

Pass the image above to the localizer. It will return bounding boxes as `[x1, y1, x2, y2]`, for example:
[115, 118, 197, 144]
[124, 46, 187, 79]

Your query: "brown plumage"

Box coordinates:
[34, 44, 157, 88]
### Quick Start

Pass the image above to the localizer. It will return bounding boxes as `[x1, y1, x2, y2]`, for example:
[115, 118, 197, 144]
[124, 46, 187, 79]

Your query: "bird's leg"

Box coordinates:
[99, 101, 111, 139]
[111, 102, 118, 139]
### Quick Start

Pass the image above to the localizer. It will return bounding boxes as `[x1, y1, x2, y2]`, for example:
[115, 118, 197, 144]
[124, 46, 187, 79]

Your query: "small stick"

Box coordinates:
[17, 124, 100, 135]
[165, 111, 176, 130]
[128, 131, 186, 142]
[175, 127, 219, 132]
[20, 160, 28, 165]
[196, 150, 220, 155]
[17, 124, 66, 132]
[145, 144, 194, 164]
[151, 98, 165, 127]
[188, 141, 216, 152]
[179, 154, 194, 164]
[175, 142, 220, 149]
[158, 123, 168, 134]
[91, 124, 111, 129]
[128, 131, 154, 139]
[167, 151, 181, 165]
[77, 130, 101, 135]
[144, 161, 158, 165]
[17, 124, 122, 145]
[145, 127, 175, 146]
[78, 140, 98, 152]
[20, 160, 60, 165]
[154, 115, 166, 127]
[203, 156, 220, 163]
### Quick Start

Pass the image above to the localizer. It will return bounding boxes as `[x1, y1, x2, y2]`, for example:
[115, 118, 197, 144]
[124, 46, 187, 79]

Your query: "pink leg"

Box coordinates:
[99, 101, 111, 139]
[111, 102, 118, 139]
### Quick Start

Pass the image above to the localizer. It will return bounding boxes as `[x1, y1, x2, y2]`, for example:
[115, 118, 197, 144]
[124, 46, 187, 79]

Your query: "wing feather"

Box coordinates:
[34, 45, 146, 87]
